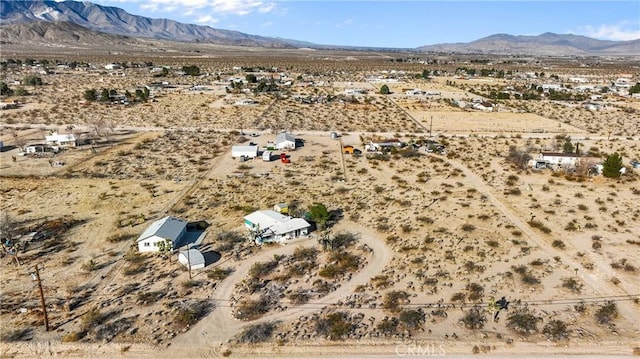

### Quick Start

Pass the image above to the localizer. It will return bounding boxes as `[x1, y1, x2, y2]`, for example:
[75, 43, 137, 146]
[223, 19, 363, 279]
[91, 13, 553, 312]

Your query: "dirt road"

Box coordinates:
[161, 220, 393, 358]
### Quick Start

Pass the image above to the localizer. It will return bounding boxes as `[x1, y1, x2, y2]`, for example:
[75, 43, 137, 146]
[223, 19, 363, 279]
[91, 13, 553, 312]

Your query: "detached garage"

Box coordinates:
[178, 249, 205, 270]
[231, 145, 258, 159]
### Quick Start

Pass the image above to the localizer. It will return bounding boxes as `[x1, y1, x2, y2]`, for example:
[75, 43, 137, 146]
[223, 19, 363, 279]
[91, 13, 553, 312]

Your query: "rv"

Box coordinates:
[262, 151, 272, 162]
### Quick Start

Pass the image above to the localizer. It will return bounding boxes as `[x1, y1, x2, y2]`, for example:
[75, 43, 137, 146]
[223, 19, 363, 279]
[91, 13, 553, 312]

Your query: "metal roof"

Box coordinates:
[276, 132, 295, 144]
[137, 216, 187, 243]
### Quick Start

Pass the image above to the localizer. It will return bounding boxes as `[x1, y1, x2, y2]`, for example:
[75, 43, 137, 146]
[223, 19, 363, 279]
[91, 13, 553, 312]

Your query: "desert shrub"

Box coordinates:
[81, 307, 105, 331]
[106, 233, 135, 243]
[461, 307, 486, 329]
[561, 277, 583, 293]
[81, 259, 98, 272]
[506, 308, 539, 335]
[1, 328, 32, 342]
[595, 301, 618, 324]
[287, 290, 310, 305]
[319, 250, 360, 278]
[314, 312, 354, 340]
[249, 259, 279, 278]
[207, 267, 233, 280]
[174, 301, 212, 328]
[137, 290, 165, 304]
[61, 331, 82, 342]
[215, 230, 246, 251]
[451, 292, 465, 302]
[486, 240, 499, 248]
[528, 220, 551, 234]
[399, 309, 425, 330]
[383, 290, 410, 313]
[292, 246, 319, 261]
[377, 317, 399, 335]
[552, 240, 566, 249]
[466, 283, 484, 301]
[235, 296, 271, 320]
[331, 232, 359, 249]
[543, 320, 570, 340]
[521, 272, 541, 285]
[461, 223, 476, 232]
[237, 322, 278, 343]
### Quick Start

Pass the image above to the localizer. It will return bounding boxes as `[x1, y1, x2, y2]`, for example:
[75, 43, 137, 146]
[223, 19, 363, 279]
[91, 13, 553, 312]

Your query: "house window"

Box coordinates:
[144, 243, 150, 247]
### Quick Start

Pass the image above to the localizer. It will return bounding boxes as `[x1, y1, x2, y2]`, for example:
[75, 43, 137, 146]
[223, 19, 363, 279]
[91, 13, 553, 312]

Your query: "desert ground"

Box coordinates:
[1, 50, 639, 358]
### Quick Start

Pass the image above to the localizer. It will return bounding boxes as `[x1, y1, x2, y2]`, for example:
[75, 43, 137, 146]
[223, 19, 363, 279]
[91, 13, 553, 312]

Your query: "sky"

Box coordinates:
[95, 1, 640, 48]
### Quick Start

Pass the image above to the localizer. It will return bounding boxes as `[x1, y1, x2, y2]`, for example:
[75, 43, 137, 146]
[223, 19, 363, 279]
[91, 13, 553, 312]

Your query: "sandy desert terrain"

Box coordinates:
[1, 51, 639, 358]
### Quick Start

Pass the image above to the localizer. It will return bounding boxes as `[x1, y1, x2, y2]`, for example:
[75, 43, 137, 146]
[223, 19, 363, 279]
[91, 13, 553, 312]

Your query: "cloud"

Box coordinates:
[574, 21, 640, 41]
[195, 15, 219, 24]
[261, 21, 273, 27]
[124, 0, 277, 16]
[336, 18, 354, 28]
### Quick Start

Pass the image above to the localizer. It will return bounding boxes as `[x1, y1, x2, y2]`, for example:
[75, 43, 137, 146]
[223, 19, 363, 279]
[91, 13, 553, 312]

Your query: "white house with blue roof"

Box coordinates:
[137, 216, 187, 253]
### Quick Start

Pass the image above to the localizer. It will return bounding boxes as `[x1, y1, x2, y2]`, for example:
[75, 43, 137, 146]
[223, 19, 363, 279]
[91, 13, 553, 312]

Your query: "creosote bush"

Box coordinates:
[506, 308, 539, 335]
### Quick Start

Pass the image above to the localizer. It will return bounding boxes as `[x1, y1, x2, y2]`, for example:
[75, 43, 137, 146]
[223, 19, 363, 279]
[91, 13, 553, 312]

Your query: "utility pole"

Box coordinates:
[429, 116, 433, 138]
[32, 264, 49, 331]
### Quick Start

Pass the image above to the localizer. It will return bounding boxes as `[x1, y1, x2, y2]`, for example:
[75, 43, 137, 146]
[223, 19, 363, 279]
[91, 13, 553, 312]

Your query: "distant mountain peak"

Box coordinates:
[0, 0, 296, 48]
[418, 32, 639, 56]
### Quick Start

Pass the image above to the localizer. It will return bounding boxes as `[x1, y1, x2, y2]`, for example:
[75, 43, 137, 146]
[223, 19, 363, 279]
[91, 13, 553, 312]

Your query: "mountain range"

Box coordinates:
[1, 0, 639, 55]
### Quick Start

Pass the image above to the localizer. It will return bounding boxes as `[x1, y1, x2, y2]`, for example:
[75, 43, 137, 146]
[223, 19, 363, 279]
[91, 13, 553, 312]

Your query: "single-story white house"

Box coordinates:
[244, 210, 310, 243]
[231, 145, 258, 159]
[535, 152, 600, 170]
[45, 132, 76, 148]
[137, 216, 187, 253]
[473, 101, 494, 111]
[275, 132, 296, 150]
[178, 249, 205, 270]
[105, 63, 121, 70]
[235, 99, 257, 106]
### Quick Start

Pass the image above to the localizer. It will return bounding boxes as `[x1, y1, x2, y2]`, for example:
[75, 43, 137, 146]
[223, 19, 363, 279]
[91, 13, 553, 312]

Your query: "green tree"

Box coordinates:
[135, 89, 148, 102]
[602, 152, 623, 178]
[23, 76, 43, 86]
[380, 84, 390, 95]
[182, 65, 200, 76]
[14, 87, 29, 96]
[246, 74, 258, 83]
[308, 203, 330, 230]
[84, 89, 97, 101]
[100, 88, 110, 102]
[1, 82, 14, 96]
[629, 83, 640, 95]
[421, 69, 430, 80]
[562, 138, 574, 153]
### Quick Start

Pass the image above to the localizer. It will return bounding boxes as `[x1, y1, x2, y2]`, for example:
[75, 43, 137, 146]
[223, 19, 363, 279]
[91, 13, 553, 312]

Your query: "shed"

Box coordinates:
[178, 249, 205, 270]
[275, 132, 296, 150]
[273, 203, 288, 214]
[231, 145, 258, 159]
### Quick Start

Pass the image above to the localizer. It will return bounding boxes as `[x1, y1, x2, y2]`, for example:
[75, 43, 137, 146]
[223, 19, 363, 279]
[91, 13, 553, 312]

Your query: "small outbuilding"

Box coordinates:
[273, 203, 288, 214]
[178, 249, 205, 270]
[231, 145, 258, 159]
[275, 132, 296, 150]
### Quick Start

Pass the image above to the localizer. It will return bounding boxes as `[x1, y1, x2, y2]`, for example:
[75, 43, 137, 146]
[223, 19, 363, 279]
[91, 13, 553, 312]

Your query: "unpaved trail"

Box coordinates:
[161, 220, 393, 358]
[437, 155, 640, 333]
